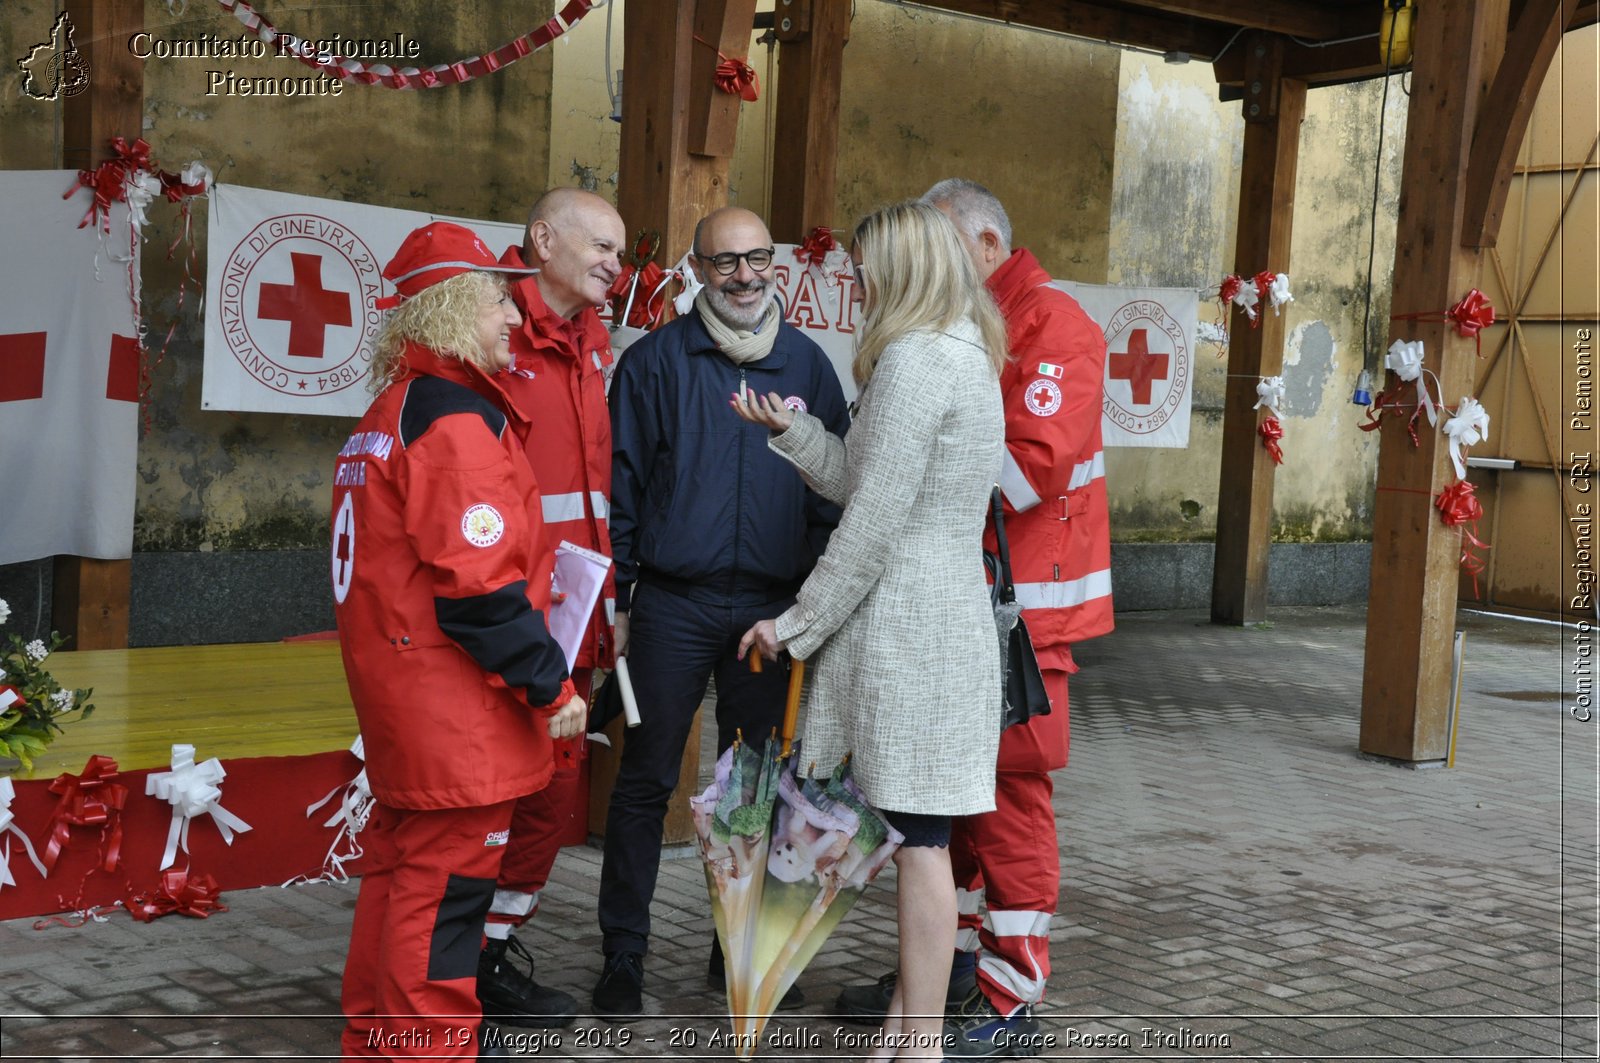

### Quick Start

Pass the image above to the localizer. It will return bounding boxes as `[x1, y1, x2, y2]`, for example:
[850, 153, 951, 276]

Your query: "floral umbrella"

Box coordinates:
[690, 660, 903, 1059]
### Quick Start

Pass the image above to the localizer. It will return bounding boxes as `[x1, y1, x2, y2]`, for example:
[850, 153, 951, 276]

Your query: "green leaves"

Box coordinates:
[0, 631, 95, 776]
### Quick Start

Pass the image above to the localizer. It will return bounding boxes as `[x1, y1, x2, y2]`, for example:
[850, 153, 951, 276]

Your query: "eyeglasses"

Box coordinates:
[853, 262, 868, 287]
[697, 247, 775, 275]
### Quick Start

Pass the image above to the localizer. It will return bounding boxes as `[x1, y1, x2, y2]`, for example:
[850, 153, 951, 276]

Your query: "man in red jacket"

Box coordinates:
[933, 178, 1114, 1056]
[334, 222, 586, 1060]
[834, 181, 1115, 1057]
[478, 188, 626, 1028]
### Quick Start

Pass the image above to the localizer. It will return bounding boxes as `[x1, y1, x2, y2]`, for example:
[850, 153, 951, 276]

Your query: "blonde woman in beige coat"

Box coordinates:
[735, 200, 1007, 1061]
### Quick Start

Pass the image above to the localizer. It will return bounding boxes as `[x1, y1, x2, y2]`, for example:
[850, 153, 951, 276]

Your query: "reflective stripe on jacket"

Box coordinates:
[500, 247, 616, 668]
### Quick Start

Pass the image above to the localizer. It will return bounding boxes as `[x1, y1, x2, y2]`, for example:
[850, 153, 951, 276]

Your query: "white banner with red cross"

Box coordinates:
[1054, 281, 1197, 448]
[0, 171, 140, 565]
[202, 184, 523, 417]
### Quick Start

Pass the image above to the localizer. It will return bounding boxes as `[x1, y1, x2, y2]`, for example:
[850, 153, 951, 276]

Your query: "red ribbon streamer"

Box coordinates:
[1391, 288, 1497, 355]
[63, 136, 155, 232]
[214, 0, 594, 90]
[1218, 274, 1243, 306]
[1359, 385, 1426, 447]
[693, 34, 760, 102]
[607, 260, 669, 329]
[42, 755, 127, 875]
[1258, 416, 1285, 465]
[1436, 479, 1491, 596]
[795, 226, 837, 268]
[126, 869, 228, 922]
[1250, 270, 1277, 329]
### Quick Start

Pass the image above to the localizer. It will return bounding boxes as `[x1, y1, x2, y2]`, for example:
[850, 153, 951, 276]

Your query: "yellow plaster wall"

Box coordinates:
[1108, 52, 1405, 541]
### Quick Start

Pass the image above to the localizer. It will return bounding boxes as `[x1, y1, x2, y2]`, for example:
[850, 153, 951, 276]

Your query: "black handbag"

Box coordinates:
[987, 487, 1052, 731]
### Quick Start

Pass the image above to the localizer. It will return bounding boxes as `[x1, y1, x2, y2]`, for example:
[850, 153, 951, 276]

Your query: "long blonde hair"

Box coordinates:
[850, 200, 1008, 386]
[369, 272, 506, 394]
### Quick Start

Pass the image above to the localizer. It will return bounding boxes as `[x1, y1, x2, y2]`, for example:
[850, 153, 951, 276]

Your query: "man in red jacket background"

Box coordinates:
[834, 180, 1115, 1057]
[478, 188, 627, 1027]
[932, 178, 1114, 1056]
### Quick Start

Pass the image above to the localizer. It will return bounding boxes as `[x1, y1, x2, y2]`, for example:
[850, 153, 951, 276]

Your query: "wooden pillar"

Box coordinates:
[601, 0, 753, 843]
[1210, 36, 1305, 625]
[55, 0, 143, 650]
[768, 0, 851, 242]
[1360, 0, 1509, 762]
[615, 0, 752, 264]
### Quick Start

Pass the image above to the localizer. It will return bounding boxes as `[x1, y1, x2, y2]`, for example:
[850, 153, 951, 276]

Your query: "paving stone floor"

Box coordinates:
[1, 606, 1595, 1061]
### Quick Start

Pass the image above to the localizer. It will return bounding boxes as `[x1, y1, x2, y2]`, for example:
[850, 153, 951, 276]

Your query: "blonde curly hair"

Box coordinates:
[368, 271, 508, 394]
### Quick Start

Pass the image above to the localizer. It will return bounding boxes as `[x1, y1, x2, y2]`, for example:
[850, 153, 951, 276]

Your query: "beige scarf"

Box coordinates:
[696, 289, 782, 365]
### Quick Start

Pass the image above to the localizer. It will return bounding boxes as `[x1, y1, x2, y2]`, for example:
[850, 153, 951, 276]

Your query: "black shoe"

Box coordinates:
[477, 1022, 510, 1060]
[943, 988, 1043, 1058]
[477, 935, 578, 1029]
[707, 936, 807, 1011]
[834, 967, 979, 1025]
[592, 950, 644, 1021]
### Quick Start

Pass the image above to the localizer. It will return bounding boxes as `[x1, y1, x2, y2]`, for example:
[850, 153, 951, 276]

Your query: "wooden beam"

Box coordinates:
[57, 0, 142, 650]
[1211, 35, 1305, 626]
[617, 0, 738, 263]
[769, 0, 852, 242]
[52, 557, 132, 651]
[1462, 0, 1572, 247]
[1215, 36, 1392, 93]
[1360, 0, 1510, 764]
[688, 0, 760, 157]
[1130, 0, 1357, 40]
[910, 0, 1233, 59]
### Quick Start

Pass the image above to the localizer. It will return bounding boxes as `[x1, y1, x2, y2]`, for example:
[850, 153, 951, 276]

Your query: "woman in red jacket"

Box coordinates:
[332, 222, 585, 1060]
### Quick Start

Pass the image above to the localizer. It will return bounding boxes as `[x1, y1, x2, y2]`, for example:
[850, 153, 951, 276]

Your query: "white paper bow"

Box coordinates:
[1443, 397, 1491, 479]
[671, 251, 703, 316]
[1385, 339, 1438, 426]
[1230, 281, 1259, 321]
[125, 169, 163, 234]
[1253, 376, 1286, 420]
[180, 161, 213, 191]
[0, 777, 48, 891]
[1268, 273, 1293, 312]
[145, 743, 253, 870]
[296, 735, 373, 884]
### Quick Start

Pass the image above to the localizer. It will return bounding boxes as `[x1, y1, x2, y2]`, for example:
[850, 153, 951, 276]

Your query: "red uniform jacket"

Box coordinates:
[985, 249, 1115, 659]
[331, 342, 576, 810]
[499, 246, 616, 670]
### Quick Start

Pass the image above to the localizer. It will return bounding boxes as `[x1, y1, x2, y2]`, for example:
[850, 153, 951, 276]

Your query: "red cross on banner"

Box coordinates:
[106, 334, 141, 403]
[1108, 328, 1169, 406]
[258, 251, 353, 359]
[0, 332, 47, 402]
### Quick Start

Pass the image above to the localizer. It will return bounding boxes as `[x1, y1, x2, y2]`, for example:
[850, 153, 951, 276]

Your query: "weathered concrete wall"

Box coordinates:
[133, 0, 557, 552]
[833, 3, 1118, 278]
[1108, 52, 1406, 543]
[5, 1, 559, 553]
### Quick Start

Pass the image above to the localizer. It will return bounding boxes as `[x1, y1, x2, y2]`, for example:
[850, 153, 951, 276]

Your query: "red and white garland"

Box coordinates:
[215, 0, 595, 90]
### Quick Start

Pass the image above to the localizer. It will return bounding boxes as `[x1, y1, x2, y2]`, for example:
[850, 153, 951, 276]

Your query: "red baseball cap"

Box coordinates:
[376, 221, 538, 309]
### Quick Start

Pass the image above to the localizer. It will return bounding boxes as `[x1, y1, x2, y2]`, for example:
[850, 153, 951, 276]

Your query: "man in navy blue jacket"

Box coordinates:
[593, 207, 850, 1019]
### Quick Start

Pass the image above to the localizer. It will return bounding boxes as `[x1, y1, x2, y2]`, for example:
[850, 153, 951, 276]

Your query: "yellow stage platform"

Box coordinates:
[31, 640, 358, 777]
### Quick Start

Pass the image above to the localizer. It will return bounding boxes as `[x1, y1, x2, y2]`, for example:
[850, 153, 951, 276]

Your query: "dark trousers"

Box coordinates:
[598, 583, 791, 956]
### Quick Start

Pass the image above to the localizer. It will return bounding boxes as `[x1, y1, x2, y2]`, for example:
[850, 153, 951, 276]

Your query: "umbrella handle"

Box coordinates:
[781, 658, 805, 757]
